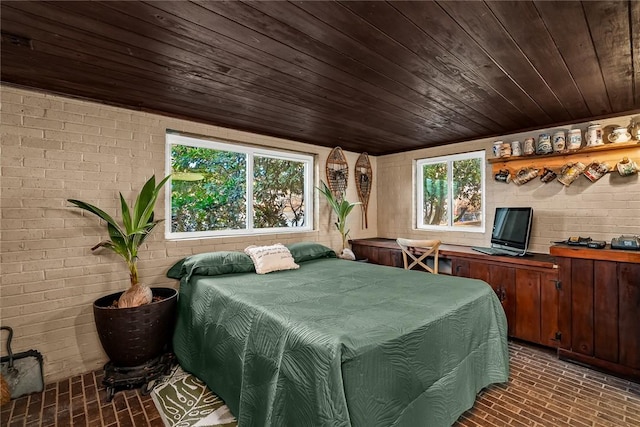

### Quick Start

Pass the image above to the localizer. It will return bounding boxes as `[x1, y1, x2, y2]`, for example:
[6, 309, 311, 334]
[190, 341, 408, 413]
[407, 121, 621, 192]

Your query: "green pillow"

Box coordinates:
[286, 242, 337, 263]
[166, 258, 186, 279]
[166, 251, 255, 281]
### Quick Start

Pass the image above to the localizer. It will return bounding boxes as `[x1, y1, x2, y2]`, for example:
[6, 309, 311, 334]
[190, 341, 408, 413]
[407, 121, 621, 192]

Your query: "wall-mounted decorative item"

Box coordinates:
[540, 168, 557, 183]
[489, 121, 639, 187]
[355, 152, 372, 228]
[616, 157, 638, 176]
[583, 161, 610, 182]
[494, 169, 511, 183]
[512, 168, 539, 185]
[557, 162, 586, 186]
[326, 147, 348, 200]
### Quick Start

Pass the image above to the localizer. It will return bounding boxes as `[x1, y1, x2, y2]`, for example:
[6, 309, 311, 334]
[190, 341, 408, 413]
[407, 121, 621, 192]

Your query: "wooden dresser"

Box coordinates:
[550, 244, 640, 381]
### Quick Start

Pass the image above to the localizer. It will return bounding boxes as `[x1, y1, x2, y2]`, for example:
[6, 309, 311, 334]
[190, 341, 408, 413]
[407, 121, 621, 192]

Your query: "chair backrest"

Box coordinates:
[396, 238, 441, 274]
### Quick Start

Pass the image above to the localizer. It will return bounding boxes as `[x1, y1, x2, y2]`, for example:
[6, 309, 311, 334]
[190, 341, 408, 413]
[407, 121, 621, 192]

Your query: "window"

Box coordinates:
[416, 151, 485, 232]
[166, 133, 313, 239]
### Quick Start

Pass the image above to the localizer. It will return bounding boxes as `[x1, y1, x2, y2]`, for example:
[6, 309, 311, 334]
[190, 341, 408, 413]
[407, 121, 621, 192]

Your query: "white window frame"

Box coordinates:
[416, 150, 485, 233]
[165, 133, 314, 240]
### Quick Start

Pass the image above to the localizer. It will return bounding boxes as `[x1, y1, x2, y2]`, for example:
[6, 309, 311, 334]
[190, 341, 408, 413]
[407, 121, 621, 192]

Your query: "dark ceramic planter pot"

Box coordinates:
[93, 287, 178, 367]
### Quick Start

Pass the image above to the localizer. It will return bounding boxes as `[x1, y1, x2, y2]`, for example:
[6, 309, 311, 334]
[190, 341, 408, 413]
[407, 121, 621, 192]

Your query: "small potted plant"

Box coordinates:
[318, 180, 360, 259]
[68, 174, 176, 367]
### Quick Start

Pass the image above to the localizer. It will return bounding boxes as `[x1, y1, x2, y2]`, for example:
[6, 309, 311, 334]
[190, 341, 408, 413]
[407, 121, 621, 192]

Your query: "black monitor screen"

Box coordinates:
[491, 207, 533, 251]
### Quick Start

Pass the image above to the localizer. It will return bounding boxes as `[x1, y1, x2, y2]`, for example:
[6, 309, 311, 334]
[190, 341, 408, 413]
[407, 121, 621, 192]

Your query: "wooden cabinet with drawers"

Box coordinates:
[551, 245, 640, 381]
[448, 253, 559, 347]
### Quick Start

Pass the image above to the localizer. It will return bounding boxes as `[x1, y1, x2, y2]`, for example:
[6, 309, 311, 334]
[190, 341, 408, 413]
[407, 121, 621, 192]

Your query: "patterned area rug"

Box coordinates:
[151, 365, 237, 427]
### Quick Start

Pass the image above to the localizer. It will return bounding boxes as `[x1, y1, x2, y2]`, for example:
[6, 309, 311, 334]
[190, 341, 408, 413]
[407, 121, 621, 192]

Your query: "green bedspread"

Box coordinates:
[173, 257, 508, 427]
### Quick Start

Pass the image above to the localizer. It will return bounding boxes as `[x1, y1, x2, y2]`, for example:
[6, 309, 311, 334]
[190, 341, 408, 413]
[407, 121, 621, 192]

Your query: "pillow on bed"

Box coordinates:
[286, 242, 337, 263]
[166, 251, 256, 280]
[244, 243, 300, 274]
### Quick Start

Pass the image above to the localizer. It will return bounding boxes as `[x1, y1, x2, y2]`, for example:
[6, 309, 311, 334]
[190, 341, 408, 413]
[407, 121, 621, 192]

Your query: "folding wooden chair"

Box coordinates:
[396, 238, 441, 274]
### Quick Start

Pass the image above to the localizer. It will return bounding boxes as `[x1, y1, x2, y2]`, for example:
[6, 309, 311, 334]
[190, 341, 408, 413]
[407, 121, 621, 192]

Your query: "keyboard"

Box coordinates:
[471, 246, 519, 256]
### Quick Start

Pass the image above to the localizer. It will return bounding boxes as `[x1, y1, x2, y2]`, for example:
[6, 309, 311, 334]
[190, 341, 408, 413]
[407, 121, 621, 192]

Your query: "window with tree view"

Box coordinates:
[166, 133, 313, 238]
[416, 151, 485, 232]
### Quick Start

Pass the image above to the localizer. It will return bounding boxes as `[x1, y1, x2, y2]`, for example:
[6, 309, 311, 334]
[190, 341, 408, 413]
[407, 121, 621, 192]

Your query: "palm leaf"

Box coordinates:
[132, 175, 157, 230]
[67, 199, 125, 237]
[67, 174, 170, 289]
[318, 180, 360, 250]
[120, 193, 133, 234]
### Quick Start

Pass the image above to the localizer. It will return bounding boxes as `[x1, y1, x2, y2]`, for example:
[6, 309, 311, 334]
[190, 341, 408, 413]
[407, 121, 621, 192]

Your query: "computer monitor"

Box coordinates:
[490, 207, 533, 255]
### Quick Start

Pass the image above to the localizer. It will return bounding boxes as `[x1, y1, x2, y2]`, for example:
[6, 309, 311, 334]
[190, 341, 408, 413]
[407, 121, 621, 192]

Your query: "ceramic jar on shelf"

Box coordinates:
[536, 133, 552, 154]
[523, 137, 536, 155]
[608, 127, 632, 143]
[566, 129, 582, 150]
[585, 123, 604, 147]
[552, 131, 566, 152]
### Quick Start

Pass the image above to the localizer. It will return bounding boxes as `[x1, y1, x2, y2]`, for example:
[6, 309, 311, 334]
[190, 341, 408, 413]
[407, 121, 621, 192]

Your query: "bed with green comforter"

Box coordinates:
[170, 243, 508, 427]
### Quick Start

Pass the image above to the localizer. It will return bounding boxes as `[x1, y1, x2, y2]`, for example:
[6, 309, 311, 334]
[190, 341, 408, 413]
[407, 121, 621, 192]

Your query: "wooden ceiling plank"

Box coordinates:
[2, 44, 403, 152]
[176, 0, 492, 136]
[0, 14, 424, 151]
[138, 1, 460, 143]
[485, 1, 591, 119]
[533, 1, 612, 117]
[437, 0, 572, 122]
[243, 0, 501, 133]
[10, 1, 456, 150]
[583, 1, 635, 112]
[393, 1, 552, 127]
[6, 0, 450, 150]
[336, 0, 530, 130]
[99, 0, 471, 142]
[2, 48, 316, 133]
[3, 74, 396, 155]
[1, 0, 635, 155]
[245, 0, 512, 133]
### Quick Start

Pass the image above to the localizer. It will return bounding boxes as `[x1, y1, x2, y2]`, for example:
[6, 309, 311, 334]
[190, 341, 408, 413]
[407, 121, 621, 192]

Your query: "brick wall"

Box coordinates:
[377, 114, 640, 254]
[0, 85, 378, 383]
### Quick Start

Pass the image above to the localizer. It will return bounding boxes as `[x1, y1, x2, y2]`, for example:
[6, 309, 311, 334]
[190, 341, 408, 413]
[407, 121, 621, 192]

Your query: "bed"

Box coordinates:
[169, 242, 508, 427]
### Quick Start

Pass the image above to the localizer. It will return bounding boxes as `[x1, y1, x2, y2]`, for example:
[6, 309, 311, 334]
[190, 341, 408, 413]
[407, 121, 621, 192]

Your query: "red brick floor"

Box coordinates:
[2, 341, 640, 426]
[0, 368, 163, 427]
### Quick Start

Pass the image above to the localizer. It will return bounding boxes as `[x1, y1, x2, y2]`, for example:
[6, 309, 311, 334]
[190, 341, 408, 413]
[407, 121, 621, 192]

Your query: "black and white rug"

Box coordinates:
[151, 365, 236, 427]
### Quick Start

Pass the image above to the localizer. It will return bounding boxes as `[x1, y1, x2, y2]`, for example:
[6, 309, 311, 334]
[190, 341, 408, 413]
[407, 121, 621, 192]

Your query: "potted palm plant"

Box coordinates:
[68, 174, 177, 367]
[318, 180, 360, 259]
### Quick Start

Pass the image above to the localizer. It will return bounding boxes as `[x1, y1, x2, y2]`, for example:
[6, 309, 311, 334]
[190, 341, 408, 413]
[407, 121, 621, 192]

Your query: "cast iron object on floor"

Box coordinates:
[102, 352, 175, 402]
[93, 287, 178, 367]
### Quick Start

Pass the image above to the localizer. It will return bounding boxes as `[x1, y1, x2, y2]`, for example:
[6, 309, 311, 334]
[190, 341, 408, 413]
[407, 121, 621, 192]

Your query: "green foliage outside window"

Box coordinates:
[253, 156, 305, 228]
[171, 145, 247, 232]
[420, 154, 483, 229]
[170, 142, 308, 234]
[451, 158, 482, 225]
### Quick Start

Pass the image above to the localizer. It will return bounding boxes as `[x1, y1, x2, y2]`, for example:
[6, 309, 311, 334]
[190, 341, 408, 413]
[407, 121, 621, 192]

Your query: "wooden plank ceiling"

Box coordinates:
[2, 1, 639, 155]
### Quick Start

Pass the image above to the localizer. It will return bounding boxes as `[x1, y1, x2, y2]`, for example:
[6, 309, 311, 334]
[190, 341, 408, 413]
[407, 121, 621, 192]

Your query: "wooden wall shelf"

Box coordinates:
[488, 141, 640, 176]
